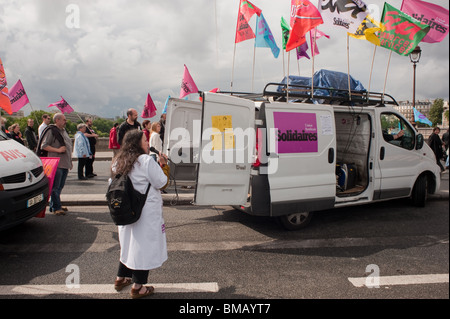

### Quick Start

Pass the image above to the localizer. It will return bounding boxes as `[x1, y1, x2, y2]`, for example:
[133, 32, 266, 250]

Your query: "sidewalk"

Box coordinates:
[63, 151, 194, 206]
[63, 152, 449, 206]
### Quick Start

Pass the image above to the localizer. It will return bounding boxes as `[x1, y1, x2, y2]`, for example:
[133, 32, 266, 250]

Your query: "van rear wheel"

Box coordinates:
[278, 212, 312, 231]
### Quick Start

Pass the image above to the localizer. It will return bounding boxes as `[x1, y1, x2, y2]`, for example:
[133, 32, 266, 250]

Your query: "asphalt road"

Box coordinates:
[0, 159, 447, 315]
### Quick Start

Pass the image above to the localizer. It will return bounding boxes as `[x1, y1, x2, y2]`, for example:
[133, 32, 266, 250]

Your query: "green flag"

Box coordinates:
[378, 2, 430, 56]
[281, 16, 291, 50]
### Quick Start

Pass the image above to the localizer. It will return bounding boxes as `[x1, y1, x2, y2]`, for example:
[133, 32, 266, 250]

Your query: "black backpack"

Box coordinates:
[106, 174, 151, 226]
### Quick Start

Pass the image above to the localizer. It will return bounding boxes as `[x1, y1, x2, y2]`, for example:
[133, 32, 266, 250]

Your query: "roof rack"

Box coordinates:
[263, 82, 399, 107]
[213, 83, 399, 107]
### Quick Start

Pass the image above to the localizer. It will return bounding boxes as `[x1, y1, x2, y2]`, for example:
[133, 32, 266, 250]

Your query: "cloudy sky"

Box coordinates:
[1, 0, 448, 120]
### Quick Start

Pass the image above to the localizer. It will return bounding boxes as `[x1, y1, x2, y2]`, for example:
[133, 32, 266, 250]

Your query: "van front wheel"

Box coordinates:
[278, 212, 312, 231]
[411, 175, 427, 207]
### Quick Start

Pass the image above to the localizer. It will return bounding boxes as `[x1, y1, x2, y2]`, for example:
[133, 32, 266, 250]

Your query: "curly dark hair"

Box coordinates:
[111, 129, 145, 176]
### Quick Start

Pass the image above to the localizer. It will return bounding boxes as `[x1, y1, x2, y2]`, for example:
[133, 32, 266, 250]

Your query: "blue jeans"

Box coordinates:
[50, 168, 68, 212]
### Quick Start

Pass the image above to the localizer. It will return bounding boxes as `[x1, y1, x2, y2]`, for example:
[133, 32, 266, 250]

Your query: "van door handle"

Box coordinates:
[380, 147, 385, 160]
[328, 148, 334, 164]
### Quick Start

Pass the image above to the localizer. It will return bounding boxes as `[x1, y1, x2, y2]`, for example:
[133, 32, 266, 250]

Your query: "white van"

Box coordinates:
[163, 84, 441, 230]
[0, 129, 49, 231]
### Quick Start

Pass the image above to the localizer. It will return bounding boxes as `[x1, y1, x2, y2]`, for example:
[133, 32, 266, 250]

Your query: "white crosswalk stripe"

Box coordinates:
[348, 274, 449, 287]
[0, 282, 219, 296]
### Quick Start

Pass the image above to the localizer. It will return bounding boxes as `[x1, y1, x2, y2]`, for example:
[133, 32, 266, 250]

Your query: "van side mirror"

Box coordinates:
[416, 134, 424, 150]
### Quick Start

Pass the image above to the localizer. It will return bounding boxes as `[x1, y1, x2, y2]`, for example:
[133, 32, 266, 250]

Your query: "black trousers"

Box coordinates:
[117, 262, 149, 285]
[77, 157, 88, 178]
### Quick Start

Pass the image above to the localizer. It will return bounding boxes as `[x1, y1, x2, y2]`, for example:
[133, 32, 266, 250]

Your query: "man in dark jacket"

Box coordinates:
[24, 118, 38, 151]
[118, 108, 142, 145]
[428, 127, 445, 172]
[84, 118, 98, 178]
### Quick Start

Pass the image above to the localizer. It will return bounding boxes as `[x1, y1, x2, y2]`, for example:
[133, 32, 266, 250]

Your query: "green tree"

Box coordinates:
[429, 98, 444, 126]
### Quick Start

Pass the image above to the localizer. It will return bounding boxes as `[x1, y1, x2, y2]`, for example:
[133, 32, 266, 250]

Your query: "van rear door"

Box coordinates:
[163, 98, 202, 184]
[194, 93, 255, 205]
[264, 102, 336, 215]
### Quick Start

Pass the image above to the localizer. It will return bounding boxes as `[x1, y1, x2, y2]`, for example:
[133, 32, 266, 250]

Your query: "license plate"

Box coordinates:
[27, 194, 44, 208]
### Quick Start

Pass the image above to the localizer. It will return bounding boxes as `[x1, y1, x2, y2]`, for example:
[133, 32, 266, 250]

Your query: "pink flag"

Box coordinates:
[48, 97, 74, 114]
[141, 93, 157, 118]
[310, 28, 330, 57]
[9, 79, 30, 113]
[180, 65, 199, 99]
[35, 157, 60, 218]
[401, 0, 449, 43]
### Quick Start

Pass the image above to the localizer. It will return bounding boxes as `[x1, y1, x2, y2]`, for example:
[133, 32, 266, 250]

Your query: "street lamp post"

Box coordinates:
[410, 46, 422, 125]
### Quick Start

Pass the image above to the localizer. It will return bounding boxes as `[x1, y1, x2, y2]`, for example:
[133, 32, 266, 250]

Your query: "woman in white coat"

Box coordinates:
[111, 129, 170, 299]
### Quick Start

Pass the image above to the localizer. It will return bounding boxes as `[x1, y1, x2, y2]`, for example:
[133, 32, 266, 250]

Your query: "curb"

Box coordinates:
[61, 193, 194, 206]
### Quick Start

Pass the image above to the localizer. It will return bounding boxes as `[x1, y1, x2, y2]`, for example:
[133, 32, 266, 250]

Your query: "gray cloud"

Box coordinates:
[1, 0, 448, 120]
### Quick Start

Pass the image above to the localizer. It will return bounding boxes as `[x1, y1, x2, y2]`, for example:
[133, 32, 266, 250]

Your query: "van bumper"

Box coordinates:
[0, 176, 49, 231]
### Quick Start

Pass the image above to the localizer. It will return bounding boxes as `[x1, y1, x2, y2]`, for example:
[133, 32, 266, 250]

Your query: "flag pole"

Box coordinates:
[311, 29, 317, 99]
[27, 102, 40, 125]
[287, 51, 290, 101]
[367, 45, 377, 99]
[252, 43, 256, 93]
[383, 50, 393, 103]
[347, 34, 352, 101]
[231, 42, 237, 94]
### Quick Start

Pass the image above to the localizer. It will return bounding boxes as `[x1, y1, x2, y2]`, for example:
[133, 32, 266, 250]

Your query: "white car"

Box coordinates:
[0, 129, 49, 231]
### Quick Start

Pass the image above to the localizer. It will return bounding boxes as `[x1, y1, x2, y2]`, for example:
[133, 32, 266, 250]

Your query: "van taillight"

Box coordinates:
[253, 128, 261, 168]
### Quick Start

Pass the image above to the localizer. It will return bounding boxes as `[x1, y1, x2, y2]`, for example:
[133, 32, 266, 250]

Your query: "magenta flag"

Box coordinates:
[141, 93, 157, 118]
[296, 41, 310, 60]
[310, 28, 330, 57]
[401, 0, 449, 43]
[9, 79, 30, 113]
[180, 64, 199, 99]
[48, 97, 74, 114]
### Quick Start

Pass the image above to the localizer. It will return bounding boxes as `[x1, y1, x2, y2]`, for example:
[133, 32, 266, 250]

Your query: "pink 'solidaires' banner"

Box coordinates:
[35, 157, 60, 218]
[9, 79, 30, 113]
[48, 96, 74, 114]
[141, 93, 157, 118]
[180, 64, 199, 99]
[401, 0, 449, 44]
[273, 112, 318, 154]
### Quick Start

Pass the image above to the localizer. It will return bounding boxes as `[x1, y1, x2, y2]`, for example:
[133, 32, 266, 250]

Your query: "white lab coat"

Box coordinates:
[117, 154, 168, 270]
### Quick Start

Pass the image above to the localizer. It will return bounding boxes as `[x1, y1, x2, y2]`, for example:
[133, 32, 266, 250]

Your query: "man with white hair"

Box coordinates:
[40, 113, 73, 216]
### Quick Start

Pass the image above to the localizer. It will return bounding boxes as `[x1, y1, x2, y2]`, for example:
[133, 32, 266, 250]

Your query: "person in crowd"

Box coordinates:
[442, 128, 449, 153]
[142, 120, 151, 147]
[428, 127, 445, 172]
[159, 113, 166, 146]
[1, 117, 9, 135]
[40, 113, 73, 216]
[109, 122, 120, 157]
[24, 118, 38, 151]
[8, 123, 24, 145]
[38, 114, 51, 138]
[84, 118, 99, 178]
[111, 129, 169, 299]
[73, 123, 92, 180]
[149, 122, 162, 162]
[118, 108, 142, 145]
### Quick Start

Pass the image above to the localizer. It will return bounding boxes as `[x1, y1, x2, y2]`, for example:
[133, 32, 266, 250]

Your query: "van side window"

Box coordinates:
[380, 113, 415, 150]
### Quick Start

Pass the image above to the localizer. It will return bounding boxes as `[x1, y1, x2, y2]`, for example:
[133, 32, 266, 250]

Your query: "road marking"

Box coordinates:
[0, 282, 219, 296]
[348, 274, 449, 288]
